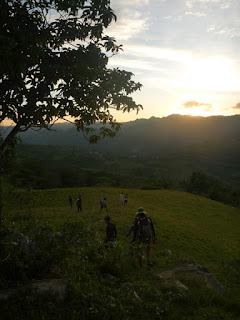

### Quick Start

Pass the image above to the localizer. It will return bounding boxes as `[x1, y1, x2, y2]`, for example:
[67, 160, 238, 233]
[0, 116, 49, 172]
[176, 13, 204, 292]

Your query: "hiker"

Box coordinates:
[104, 215, 117, 247]
[124, 193, 128, 206]
[68, 195, 73, 208]
[120, 192, 124, 206]
[128, 207, 155, 267]
[76, 195, 82, 212]
[100, 197, 108, 212]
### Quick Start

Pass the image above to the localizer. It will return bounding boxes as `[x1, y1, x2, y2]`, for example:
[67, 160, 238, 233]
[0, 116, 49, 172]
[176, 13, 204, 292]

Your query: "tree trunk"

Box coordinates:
[0, 124, 20, 158]
[0, 176, 3, 226]
[0, 123, 20, 225]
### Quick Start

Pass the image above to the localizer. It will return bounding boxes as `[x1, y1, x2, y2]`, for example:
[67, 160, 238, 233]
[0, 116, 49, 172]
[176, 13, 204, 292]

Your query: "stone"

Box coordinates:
[32, 279, 68, 300]
[156, 263, 224, 294]
[102, 273, 118, 282]
[161, 249, 173, 257]
[0, 279, 68, 301]
[203, 274, 225, 294]
[133, 290, 142, 301]
[157, 271, 175, 281]
[0, 289, 17, 301]
[174, 280, 189, 291]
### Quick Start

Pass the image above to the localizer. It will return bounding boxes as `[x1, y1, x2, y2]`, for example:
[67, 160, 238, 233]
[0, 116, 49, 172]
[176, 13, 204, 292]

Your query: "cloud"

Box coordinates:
[110, 43, 240, 93]
[185, 11, 207, 16]
[108, 0, 150, 41]
[186, 0, 232, 9]
[162, 14, 183, 22]
[207, 25, 240, 38]
[109, 57, 168, 73]
[123, 44, 192, 64]
[183, 101, 212, 110]
[185, 0, 232, 17]
[232, 102, 240, 109]
[108, 12, 149, 41]
[116, 0, 150, 5]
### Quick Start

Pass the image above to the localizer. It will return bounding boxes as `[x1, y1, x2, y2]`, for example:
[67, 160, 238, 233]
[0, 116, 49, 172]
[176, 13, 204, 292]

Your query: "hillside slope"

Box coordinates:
[3, 187, 240, 320]
[6, 188, 239, 276]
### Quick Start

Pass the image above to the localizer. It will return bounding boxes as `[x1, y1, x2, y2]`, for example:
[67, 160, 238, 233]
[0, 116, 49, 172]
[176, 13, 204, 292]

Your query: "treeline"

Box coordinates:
[4, 154, 240, 208]
[5, 157, 172, 190]
[181, 171, 240, 208]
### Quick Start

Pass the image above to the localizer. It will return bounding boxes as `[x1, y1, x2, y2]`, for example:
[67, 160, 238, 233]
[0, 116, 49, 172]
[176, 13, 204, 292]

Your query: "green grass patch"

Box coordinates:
[1, 187, 240, 319]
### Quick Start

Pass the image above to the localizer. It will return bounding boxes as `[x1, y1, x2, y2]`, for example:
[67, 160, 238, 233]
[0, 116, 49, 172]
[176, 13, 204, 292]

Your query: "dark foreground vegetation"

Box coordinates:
[1, 187, 240, 320]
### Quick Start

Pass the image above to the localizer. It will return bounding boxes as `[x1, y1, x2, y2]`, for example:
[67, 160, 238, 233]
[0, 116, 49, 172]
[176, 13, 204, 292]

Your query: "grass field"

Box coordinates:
[2, 187, 240, 319]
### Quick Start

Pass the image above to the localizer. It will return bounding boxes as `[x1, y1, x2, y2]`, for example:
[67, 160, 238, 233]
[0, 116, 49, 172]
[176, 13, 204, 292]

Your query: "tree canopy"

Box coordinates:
[0, 0, 142, 155]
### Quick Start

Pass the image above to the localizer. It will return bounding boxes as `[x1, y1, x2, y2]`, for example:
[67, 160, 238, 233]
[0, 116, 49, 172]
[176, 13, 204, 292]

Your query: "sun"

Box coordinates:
[167, 54, 240, 117]
[178, 56, 239, 93]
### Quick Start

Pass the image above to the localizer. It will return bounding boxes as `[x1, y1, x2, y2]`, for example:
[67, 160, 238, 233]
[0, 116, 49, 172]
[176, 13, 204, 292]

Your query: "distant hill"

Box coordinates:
[2, 114, 240, 186]
[18, 115, 240, 157]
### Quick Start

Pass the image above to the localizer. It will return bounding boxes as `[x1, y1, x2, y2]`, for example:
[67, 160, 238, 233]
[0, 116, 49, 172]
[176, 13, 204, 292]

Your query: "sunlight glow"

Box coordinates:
[176, 107, 214, 117]
[177, 56, 240, 93]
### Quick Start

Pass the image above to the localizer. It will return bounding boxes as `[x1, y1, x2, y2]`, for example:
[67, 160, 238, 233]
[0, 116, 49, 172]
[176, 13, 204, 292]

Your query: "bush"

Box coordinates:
[0, 225, 66, 285]
[181, 171, 240, 207]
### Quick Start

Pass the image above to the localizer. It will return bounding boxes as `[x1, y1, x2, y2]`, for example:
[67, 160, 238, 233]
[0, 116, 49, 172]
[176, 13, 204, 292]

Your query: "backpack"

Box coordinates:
[135, 215, 153, 242]
[100, 199, 107, 208]
[106, 223, 117, 242]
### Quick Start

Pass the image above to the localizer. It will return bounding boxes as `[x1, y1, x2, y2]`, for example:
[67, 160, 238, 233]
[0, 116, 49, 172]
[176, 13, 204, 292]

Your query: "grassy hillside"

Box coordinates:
[2, 187, 240, 319]
[5, 187, 240, 277]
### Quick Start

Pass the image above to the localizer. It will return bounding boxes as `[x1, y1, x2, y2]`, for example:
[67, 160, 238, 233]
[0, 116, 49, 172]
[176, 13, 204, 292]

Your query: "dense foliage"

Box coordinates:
[181, 171, 240, 207]
[0, 0, 142, 156]
[4, 143, 239, 207]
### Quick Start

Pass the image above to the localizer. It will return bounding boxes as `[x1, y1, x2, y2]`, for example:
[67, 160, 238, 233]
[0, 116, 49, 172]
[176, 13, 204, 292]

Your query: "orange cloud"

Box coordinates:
[232, 102, 240, 109]
[183, 101, 212, 110]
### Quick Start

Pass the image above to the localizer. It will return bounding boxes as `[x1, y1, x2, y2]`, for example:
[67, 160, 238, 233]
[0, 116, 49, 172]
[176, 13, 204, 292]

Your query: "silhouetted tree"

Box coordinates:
[0, 0, 142, 158]
[0, 0, 143, 223]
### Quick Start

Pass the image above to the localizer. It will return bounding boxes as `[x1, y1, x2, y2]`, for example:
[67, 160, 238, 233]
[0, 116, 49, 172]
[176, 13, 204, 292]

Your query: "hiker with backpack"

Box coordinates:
[120, 192, 124, 206]
[128, 207, 155, 267]
[123, 193, 128, 206]
[104, 215, 117, 247]
[99, 197, 108, 212]
[76, 195, 82, 212]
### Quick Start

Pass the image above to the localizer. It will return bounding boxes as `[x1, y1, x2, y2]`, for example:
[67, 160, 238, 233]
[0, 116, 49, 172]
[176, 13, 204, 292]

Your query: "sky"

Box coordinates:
[106, 0, 240, 121]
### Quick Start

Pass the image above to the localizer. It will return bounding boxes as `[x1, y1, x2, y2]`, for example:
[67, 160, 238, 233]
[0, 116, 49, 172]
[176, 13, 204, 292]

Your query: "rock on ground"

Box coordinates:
[0, 279, 68, 301]
[157, 263, 224, 294]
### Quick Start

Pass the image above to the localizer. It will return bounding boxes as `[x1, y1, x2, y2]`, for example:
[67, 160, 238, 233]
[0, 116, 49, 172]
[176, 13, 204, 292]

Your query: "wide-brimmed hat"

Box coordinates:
[136, 207, 146, 215]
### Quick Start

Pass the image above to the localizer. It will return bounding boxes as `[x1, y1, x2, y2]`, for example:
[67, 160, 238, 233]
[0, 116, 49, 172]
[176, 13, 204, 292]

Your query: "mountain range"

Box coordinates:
[2, 114, 240, 186]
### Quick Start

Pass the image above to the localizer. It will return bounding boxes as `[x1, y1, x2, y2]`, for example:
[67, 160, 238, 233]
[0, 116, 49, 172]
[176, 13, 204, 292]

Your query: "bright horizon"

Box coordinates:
[107, 0, 240, 121]
[2, 113, 240, 128]
[2, 0, 240, 126]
